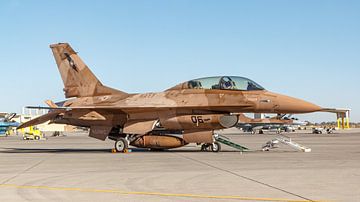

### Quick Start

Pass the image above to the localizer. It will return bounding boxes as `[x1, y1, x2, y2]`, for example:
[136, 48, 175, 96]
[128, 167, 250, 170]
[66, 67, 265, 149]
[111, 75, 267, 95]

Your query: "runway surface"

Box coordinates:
[0, 129, 359, 202]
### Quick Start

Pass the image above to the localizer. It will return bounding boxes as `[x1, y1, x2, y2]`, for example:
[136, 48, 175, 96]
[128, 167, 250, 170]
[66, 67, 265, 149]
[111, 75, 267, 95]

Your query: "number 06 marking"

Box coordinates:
[191, 116, 204, 126]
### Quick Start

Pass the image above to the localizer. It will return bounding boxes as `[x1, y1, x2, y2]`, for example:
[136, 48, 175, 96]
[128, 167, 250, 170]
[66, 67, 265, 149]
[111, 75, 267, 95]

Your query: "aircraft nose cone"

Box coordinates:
[275, 94, 322, 113]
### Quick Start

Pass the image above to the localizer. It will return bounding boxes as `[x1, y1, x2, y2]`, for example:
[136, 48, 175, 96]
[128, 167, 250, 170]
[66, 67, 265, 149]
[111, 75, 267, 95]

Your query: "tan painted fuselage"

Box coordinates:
[19, 43, 323, 151]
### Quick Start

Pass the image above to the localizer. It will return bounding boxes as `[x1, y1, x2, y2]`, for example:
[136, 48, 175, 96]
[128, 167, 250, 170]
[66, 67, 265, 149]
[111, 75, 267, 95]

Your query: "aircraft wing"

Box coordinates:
[21, 103, 255, 132]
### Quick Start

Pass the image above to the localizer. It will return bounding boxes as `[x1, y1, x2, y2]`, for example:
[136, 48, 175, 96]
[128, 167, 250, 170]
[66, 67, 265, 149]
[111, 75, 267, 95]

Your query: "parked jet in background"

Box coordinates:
[18, 43, 324, 152]
[0, 113, 19, 136]
[236, 114, 307, 134]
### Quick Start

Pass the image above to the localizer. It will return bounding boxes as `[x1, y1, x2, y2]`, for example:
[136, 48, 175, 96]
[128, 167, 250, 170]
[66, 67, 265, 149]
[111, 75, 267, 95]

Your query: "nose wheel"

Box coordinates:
[201, 142, 221, 152]
[211, 142, 221, 152]
[115, 138, 129, 152]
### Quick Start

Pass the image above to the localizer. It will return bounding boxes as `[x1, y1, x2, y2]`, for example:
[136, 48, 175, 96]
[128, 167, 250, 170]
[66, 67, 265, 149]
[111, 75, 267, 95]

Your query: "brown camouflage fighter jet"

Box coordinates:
[18, 43, 323, 152]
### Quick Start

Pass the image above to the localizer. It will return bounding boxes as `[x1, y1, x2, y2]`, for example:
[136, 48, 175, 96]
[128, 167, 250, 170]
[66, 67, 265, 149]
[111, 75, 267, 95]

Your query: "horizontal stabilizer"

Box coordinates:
[17, 110, 65, 129]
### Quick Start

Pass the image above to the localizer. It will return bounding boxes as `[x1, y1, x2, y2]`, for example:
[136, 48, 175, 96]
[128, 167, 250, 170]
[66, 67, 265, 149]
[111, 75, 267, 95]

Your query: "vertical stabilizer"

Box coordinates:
[50, 43, 127, 98]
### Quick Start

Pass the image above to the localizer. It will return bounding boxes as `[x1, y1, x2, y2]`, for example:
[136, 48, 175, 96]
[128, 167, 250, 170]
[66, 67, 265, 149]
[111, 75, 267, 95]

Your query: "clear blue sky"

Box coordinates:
[0, 0, 359, 122]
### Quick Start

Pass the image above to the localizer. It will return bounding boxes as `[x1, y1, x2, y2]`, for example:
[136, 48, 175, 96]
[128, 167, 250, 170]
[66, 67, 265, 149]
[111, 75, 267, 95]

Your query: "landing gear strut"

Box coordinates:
[114, 137, 129, 152]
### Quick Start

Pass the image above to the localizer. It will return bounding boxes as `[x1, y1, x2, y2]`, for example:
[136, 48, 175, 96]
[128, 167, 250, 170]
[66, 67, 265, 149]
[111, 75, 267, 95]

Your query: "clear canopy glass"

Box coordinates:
[183, 76, 265, 91]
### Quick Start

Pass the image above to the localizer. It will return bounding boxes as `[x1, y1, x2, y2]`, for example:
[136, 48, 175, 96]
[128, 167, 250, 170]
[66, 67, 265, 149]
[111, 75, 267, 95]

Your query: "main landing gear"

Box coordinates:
[201, 142, 221, 152]
[114, 137, 129, 152]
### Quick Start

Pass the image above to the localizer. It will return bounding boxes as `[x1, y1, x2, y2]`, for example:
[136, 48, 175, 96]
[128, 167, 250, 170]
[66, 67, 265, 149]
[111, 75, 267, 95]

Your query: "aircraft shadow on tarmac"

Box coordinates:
[0, 147, 298, 154]
[0, 148, 111, 154]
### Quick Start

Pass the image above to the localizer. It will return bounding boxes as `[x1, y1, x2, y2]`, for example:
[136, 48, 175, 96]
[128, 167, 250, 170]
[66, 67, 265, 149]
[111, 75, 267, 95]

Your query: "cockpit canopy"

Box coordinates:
[169, 76, 265, 91]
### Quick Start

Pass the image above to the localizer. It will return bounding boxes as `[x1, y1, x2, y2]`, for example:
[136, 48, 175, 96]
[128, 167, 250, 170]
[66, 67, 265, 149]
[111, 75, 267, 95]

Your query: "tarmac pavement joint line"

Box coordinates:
[0, 184, 330, 202]
[173, 153, 318, 202]
[0, 154, 54, 185]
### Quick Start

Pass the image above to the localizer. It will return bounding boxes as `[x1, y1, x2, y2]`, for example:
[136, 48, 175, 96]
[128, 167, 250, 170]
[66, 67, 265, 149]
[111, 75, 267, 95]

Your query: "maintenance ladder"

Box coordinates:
[214, 134, 249, 152]
[262, 135, 311, 152]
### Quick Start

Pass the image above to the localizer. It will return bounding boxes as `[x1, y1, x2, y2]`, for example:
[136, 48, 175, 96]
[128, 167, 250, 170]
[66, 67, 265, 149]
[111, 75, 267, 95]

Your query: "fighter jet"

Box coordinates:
[18, 43, 322, 152]
[236, 114, 307, 134]
[0, 113, 19, 136]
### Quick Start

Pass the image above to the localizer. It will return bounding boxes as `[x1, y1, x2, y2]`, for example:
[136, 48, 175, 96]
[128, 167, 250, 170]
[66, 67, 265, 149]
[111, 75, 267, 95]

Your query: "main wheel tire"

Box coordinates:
[115, 138, 128, 152]
[211, 142, 221, 152]
[34, 136, 40, 140]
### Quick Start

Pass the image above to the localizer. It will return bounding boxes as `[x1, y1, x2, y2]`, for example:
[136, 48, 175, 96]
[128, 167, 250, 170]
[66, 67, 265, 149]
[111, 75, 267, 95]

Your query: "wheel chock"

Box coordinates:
[111, 148, 131, 153]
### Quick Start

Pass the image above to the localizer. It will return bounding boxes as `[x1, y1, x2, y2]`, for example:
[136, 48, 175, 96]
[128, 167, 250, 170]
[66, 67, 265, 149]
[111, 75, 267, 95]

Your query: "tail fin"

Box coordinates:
[50, 43, 127, 98]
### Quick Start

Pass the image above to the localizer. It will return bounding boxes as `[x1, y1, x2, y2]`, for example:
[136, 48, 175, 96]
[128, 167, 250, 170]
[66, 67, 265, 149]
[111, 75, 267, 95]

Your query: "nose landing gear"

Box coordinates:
[201, 142, 221, 152]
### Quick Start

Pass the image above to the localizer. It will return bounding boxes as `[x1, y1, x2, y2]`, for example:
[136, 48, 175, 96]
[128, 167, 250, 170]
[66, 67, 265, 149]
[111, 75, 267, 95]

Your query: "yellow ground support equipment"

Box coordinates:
[321, 108, 351, 129]
[21, 126, 45, 140]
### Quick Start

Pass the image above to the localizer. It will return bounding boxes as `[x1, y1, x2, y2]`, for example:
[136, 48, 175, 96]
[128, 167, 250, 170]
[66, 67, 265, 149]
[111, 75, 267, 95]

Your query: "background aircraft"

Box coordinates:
[236, 114, 307, 134]
[18, 43, 324, 152]
[0, 113, 19, 136]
